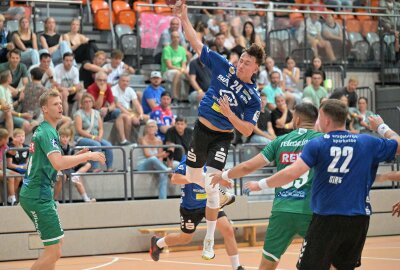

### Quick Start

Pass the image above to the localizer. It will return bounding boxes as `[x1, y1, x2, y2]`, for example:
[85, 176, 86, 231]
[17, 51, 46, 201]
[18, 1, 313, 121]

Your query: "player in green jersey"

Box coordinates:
[19, 90, 106, 270]
[211, 102, 321, 270]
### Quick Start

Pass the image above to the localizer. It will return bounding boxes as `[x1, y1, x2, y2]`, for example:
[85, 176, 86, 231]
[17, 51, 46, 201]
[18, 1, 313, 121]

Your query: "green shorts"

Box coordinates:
[19, 196, 64, 246]
[263, 212, 312, 262]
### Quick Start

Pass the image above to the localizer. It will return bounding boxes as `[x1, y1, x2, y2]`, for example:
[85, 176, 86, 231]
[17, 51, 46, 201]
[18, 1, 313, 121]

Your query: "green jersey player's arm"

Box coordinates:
[47, 151, 105, 171]
[263, 158, 310, 188]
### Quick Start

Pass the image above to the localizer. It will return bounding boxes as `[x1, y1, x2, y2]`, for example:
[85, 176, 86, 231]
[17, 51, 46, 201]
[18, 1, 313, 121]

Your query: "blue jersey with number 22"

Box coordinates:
[300, 131, 397, 216]
[198, 46, 261, 130]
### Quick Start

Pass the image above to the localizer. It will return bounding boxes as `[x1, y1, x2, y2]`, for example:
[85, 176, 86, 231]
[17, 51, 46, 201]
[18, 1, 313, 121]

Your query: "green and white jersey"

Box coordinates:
[20, 121, 61, 200]
[261, 128, 323, 215]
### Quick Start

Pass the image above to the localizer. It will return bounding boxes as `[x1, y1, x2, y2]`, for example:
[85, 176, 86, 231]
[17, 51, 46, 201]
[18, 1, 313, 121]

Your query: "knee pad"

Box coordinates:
[186, 166, 205, 187]
[205, 167, 221, 209]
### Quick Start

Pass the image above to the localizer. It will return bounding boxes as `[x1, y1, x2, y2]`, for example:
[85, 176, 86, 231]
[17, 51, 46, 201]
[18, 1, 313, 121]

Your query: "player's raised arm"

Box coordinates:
[174, 0, 203, 56]
[369, 115, 400, 154]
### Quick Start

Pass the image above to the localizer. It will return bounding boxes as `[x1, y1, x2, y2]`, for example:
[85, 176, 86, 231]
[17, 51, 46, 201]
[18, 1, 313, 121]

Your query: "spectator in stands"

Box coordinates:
[188, 56, 211, 106]
[219, 21, 235, 50]
[0, 14, 14, 63]
[194, 21, 212, 45]
[112, 73, 148, 142]
[6, 128, 27, 194]
[303, 71, 328, 108]
[271, 94, 293, 136]
[214, 32, 230, 59]
[242, 21, 264, 49]
[80, 50, 109, 89]
[380, 0, 400, 33]
[0, 70, 14, 135]
[248, 92, 276, 144]
[332, 76, 359, 108]
[0, 69, 34, 134]
[40, 17, 73, 65]
[0, 128, 20, 205]
[230, 35, 246, 56]
[142, 71, 165, 115]
[304, 56, 326, 86]
[63, 18, 98, 63]
[258, 56, 283, 90]
[150, 91, 175, 142]
[137, 119, 171, 199]
[74, 92, 114, 172]
[329, 93, 356, 132]
[165, 116, 193, 167]
[28, 52, 55, 89]
[262, 71, 284, 111]
[87, 71, 130, 146]
[0, 49, 28, 89]
[54, 52, 82, 116]
[302, 13, 336, 62]
[322, 14, 345, 59]
[161, 30, 188, 101]
[54, 126, 96, 203]
[0, 1, 25, 20]
[12, 17, 40, 66]
[229, 52, 239, 67]
[154, 17, 188, 62]
[282, 56, 302, 108]
[103, 49, 135, 86]
[351, 97, 374, 134]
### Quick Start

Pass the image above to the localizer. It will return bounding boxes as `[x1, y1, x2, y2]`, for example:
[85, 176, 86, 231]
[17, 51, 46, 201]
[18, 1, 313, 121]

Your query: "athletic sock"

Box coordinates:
[82, 193, 90, 202]
[156, 237, 167, 248]
[7, 195, 16, 203]
[205, 219, 217, 239]
[229, 254, 240, 270]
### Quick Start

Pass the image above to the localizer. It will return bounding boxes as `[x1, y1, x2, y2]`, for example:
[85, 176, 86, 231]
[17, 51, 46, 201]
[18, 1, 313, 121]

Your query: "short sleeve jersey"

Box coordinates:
[54, 64, 79, 88]
[301, 131, 398, 216]
[111, 84, 137, 110]
[175, 156, 207, 210]
[87, 83, 114, 107]
[198, 46, 261, 130]
[261, 128, 323, 215]
[20, 121, 61, 200]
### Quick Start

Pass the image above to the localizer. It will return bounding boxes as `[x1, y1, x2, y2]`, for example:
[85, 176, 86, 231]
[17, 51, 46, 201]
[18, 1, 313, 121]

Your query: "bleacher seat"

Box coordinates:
[356, 9, 372, 21]
[115, 24, 133, 38]
[113, 0, 136, 28]
[34, 20, 44, 33]
[112, 0, 130, 16]
[6, 20, 19, 33]
[361, 20, 378, 37]
[154, 1, 172, 15]
[91, 0, 108, 14]
[346, 19, 361, 33]
[268, 38, 283, 62]
[348, 32, 370, 62]
[94, 9, 115, 30]
[134, 1, 153, 13]
[120, 34, 138, 56]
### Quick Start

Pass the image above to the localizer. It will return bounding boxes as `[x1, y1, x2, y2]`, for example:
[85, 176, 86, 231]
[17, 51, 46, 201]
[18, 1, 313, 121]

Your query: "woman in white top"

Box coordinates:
[282, 56, 302, 108]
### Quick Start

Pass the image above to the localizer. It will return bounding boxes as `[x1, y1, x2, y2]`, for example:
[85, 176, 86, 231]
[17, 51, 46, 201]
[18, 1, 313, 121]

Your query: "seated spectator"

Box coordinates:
[304, 56, 326, 86]
[54, 52, 83, 116]
[248, 92, 276, 144]
[28, 52, 55, 89]
[282, 56, 302, 108]
[87, 71, 130, 145]
[219, 21, 235, 50]
[63, 18, 98, 63]
[150, 91, 175, 142]
[303, 71, 328, 108]
[0, 69, 35, 134]
[380, 0, 400, 33]
[351, 97, 374, 134]
[0, 70, 13, 135]
[137, 119, 170, 200]
[80, 50, 108, 89]
[322, 14, 345, 59]
[0, 128, 20, 205]
[262, 71, 284, 111]
[142, 71, 165, 115]
[271, 94, 293, 136]
[40, 17, 73, 65]
[188, 56, 211, 106]
[214, 32, 230, 59]
[332, 76, 359, 108]
[165, 116, 193, 168]
[161, 30, 188, 101]
[12, 17, 40, 66]
[258, 56, 283, 90]
[54, 126, 96, 202]
[6, 128, 28, 176]
[103, 49, 135, 86]
[74, 93, 114, 172]
[242, 21, 264, 49]
[0, 48, 28, 89]
[299, 13, 336, 62]
[112, 73, 148, 142]
[0, 14, 14, 63]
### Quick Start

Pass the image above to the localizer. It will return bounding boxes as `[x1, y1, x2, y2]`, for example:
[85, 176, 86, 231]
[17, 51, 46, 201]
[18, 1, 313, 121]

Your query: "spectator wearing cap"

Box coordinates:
[87, 71, 131, 145]
[150, 91, 175, 142]
[142, 71, 165, 114]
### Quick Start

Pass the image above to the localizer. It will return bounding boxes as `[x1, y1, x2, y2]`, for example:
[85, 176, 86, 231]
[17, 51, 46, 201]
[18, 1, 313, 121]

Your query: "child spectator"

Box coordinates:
[6, 128, 28, 175]
[103, 49, 135, 86]
[150, 91, 175, 142]
[54, 127, 96, 203]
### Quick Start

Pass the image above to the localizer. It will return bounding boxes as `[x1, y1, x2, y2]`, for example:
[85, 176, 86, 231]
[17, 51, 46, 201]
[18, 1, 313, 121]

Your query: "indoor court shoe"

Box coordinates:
[237, 266, 245, 270]
[219, 189, 236, 208]
[202, 238, 215, 260]
[150, 236, 162, 261]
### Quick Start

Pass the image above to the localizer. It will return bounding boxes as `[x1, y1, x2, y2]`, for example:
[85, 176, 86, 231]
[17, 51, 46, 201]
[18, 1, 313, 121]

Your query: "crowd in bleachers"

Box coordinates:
[0, 0, 394, 204]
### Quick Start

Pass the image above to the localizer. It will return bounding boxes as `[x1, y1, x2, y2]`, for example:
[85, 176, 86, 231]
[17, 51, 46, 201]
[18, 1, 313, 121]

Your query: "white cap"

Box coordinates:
[150, 71, 162, 78]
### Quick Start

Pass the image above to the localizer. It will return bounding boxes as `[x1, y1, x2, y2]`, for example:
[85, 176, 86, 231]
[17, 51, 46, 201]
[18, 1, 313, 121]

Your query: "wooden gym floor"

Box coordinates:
[0, 235, 399, 270]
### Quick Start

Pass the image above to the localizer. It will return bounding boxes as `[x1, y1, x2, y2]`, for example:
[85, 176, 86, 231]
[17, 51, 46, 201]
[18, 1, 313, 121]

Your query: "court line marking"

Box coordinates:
[284, 252, 400, 261]
[82, 257, 119, 270]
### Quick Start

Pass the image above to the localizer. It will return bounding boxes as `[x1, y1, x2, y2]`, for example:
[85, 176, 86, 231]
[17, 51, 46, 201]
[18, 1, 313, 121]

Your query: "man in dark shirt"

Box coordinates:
[0, 49, 28, 89]
[271, 94, 293, 136]
[248, 92, 276, 144]
[79, 51, 108, 89]
[214, 32, 230, 59]
[332, 77, 359, 108]
[165, 116, 193, 166]
[188, 57, 211, 105]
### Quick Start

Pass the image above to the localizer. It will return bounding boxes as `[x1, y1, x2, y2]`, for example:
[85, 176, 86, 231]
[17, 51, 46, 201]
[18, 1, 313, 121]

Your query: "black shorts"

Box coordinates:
[297, 214, 370, 270]
[186, 120, 234, 171]
[180, 207, 226, 234]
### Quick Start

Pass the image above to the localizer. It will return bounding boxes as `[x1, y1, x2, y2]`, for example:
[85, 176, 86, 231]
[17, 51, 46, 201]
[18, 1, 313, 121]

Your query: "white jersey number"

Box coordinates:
[282, 171, 310, 189]
[328, 146, 353, 173]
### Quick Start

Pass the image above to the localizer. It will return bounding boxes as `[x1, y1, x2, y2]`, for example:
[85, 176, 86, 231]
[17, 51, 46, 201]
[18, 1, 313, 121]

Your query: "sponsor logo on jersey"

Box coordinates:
[280, 151, 301, 164]
[219, 90, 238, 106]
[50, 138, 59, 149]
[280, 139, 309, 147]
[211, 102, 221, 113]
[229, 66, 235, 74]
[253, 111, 260, 122]
[217, 74, 229, 87]
[214, 148, 226, 163]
